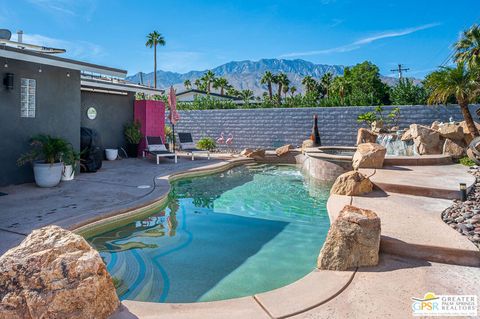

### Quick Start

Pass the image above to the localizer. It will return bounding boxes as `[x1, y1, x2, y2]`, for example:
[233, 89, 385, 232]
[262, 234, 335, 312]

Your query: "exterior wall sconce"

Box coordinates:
[3, 73, 13, 90]
[38, 68, 42, 73]
[66, 72, 70, 77]
[460, 183, 467, 202]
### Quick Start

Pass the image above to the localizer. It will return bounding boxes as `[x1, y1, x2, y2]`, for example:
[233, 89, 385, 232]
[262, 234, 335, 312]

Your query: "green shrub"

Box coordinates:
[124, 121, 143, 144]
[196, 137, 216, 151]
[459, 156, 476, 167]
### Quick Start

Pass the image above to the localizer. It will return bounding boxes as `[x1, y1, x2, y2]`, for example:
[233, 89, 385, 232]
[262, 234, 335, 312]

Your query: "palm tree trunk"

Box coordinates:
[277, 84, 282, 104]
[154, 41, 157, 88]
[268, 83, 272, 99]
[460, 101, 479, 137]
[221, 87, 224, 95]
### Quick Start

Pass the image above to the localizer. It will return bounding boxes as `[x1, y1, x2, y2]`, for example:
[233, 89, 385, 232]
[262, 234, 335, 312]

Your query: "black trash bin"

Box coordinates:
[80, 127, 103, 172]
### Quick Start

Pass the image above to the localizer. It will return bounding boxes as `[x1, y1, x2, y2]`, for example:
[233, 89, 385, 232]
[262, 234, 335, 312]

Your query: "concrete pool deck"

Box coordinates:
[0, 154, 244, 255]
[0, 156, 479, 318]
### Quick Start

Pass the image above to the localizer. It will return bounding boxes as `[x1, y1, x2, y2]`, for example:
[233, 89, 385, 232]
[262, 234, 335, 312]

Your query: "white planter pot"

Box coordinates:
[105, 149, 118, 161]
[61, 164, 75, 181]
[33, 162, 63, 188]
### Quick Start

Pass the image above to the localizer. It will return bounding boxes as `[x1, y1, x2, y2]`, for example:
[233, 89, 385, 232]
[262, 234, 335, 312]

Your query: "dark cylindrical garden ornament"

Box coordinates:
[310, 114, 321, 146]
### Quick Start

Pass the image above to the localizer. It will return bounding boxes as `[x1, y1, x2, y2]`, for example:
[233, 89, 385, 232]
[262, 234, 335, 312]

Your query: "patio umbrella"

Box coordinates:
[167, 86, 180, 150]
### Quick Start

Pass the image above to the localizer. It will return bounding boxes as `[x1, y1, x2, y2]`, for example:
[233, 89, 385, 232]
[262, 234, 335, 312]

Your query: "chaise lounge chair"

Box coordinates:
[178, 132, 211, 161]
[143, 136, 177, 164]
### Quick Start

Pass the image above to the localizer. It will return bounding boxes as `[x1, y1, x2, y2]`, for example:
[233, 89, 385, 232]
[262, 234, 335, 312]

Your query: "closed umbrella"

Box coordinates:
[168, 86, 180, 150]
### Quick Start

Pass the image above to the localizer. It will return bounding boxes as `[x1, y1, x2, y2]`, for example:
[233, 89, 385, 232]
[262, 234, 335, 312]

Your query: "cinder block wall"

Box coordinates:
[168, 105, 480, 150]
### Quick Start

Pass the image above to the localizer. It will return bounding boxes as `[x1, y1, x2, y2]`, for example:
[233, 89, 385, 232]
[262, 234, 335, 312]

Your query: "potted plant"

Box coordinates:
[61, 146, 81, 181]
[124, 120, 143, 157]
[17, 134, 70, 187]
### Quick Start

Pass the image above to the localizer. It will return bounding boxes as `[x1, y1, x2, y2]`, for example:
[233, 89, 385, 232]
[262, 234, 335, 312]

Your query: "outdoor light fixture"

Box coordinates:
[3, 73, 13, 90]
[3, 62, 7, 68]
[66, 72, 70, 77]
[460, 183, 467, 202]
[38, 68, 42, 73]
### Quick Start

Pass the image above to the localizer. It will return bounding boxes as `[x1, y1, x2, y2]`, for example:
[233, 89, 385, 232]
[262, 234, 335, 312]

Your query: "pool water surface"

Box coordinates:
[87, 164, 331, 303]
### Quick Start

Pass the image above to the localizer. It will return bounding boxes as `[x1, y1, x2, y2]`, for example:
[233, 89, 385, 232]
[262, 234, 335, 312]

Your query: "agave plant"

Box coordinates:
[17, 134, 70, 166]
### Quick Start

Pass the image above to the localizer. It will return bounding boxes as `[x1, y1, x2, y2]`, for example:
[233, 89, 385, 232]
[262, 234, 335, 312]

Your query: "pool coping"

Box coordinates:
[70, 157, 358, 319]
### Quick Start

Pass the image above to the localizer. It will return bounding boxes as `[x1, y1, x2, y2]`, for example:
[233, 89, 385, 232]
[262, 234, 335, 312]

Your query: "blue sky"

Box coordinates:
[1, 0, 479, 77]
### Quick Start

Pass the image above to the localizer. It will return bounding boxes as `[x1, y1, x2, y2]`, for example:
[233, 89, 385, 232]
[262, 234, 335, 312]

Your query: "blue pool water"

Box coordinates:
[87, 164, 331, 303]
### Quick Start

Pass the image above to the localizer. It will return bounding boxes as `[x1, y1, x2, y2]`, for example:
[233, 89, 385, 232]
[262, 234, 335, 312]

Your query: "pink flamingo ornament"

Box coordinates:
[226, 133, 234, 153]
[216, 132, 225, 145]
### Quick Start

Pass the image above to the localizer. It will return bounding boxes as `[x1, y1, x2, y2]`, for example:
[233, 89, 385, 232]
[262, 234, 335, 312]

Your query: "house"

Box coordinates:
[175, 89, 240, 102]
[0, 45, 163, 186]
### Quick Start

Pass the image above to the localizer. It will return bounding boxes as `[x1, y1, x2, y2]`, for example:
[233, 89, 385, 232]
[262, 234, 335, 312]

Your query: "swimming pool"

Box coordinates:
[87, 164, 331, 303]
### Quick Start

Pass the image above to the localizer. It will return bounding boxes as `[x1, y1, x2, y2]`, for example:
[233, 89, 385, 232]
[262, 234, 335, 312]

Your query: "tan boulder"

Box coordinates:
[356, 128, 378, 145]
[460, 121, 480, 144]
[240, 148, 254, 156]
[410, 124, 443, 155]
[330, 171, 374, 196]
[401, 128, 413, 141]
[437, 123, 464, 141]
[275, 144, 293, 157]
[245, 149, 265, 159]
[352, 143, 387, 170]
[0, 226, 120, 319]
[317, 205, 381, 270]
[443, 138, 466, 159]
[467, 148, 480, 165]
[431, 121, 441, 131]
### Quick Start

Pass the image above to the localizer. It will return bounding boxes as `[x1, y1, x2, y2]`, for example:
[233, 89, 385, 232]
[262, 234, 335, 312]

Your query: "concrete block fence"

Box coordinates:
[168, 105, 480, 150]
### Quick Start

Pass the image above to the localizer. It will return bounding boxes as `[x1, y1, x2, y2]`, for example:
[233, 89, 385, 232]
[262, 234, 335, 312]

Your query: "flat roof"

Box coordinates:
[81, 76, 164, 95]
[176, 89, 240, 100]
[0, 45, 127, 78]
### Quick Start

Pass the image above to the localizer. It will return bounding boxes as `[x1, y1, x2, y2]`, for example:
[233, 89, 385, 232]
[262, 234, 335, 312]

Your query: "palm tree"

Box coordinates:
[194, 79, 206, 91]
[321, 72, 334, 97]
[455, 24, 480, 69]
[282, 84, 290, 99]
[276, 73, 289, 104]
[239, 89, 254, 102]
[145, 31, 166, 88]
[290, 86, 297, 97]
[213, 77, 229, 95]
[260, 71, 275, 99]
[302, 76, 317, 94]
[226, 86, 240, 97]
[183, 79, 192, 90]
[424, 63, 479, 137]
[201, 70, 216, 93]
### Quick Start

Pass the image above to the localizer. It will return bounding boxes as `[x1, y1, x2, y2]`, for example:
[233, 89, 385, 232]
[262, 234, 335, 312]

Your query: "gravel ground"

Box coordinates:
[442, 166, 480, 249]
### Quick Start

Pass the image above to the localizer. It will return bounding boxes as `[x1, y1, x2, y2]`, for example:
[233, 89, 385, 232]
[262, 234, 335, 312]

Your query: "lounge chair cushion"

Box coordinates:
[149, 144, 167, 152]
[181, 142, 196, 150]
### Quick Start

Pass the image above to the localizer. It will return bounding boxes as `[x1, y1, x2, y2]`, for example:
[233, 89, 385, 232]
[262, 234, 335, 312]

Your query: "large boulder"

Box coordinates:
[317, 205, 381, 270]
[244, 149, 265, 160]
[0, 226, 120, 319]
[356, 128, 378, 145]
[437, 123, 464, 142]
[443, 138, 466, 159]
[275, 144, 293, 157]
[410, 124, 443, 155]
[401, 128, 413, 141]
[352, 143, 386, 170]
[460, 121, 480, 144]
[240, 148, 254, 156]
[330, 171, 373, 196]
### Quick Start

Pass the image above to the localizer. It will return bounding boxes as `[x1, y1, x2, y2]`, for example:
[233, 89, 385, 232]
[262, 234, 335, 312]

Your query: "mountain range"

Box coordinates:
[126, 58, 411, 96]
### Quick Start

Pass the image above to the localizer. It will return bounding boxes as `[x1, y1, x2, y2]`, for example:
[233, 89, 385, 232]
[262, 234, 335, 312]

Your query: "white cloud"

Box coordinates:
[28, 0, 96, 20]
[280, 23, 440, 58]
[11, 33, 105, 60]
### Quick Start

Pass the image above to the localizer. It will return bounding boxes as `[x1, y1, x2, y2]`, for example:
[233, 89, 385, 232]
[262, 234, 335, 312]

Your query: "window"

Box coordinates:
[20, 78, 36, 118]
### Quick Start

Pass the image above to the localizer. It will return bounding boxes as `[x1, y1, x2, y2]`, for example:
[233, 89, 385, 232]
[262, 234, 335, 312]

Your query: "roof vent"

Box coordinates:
[0, 29, 11, 40]
[17, 30, 23, 43]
